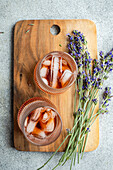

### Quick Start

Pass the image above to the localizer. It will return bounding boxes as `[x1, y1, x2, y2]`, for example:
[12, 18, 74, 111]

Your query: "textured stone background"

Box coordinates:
[0, 0, 113, 170]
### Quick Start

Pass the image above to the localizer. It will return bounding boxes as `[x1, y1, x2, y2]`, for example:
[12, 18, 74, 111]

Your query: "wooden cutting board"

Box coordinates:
[14, 19, 99, 152]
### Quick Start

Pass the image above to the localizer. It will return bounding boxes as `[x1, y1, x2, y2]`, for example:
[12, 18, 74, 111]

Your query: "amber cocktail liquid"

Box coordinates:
[17, 97, 62, 145]
[34, 51, 78, 94]
[40, 55, 73, 88]
[24, 107, 57, 139]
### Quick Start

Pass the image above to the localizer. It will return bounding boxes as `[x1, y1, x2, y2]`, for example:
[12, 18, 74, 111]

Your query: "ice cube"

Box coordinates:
[42, 78, 48, 86]
[24, 117, 29, 127]
[50, 56, 54, 83]
[50, 110, 56, 118]
[30, 107, 43, 121]
[51, 57, 59, 88]
[32, 127, 46, 138]
[41, 112, 50, 123]
[60, 69, 72, 86]
[46, 108, 51, 112]
[44, 118, 55, 132]
[60, 57, 62, 73]
[43, 60, 51, 66]
[43, 112, 48, 119]
[40, 66, 48, 78]
[62, 59, 67, 66]
[26, 120, 37, 133]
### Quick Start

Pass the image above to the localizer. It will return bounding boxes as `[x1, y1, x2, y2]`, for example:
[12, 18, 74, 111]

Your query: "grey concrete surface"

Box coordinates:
[0, 0, 113, 170]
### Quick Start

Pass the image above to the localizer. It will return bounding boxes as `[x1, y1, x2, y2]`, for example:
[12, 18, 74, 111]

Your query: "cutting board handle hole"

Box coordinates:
[50, 25, 60, 35]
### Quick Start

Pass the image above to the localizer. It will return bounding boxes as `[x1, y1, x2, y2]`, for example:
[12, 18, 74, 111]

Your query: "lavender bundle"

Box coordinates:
[38, 30, 113, 170]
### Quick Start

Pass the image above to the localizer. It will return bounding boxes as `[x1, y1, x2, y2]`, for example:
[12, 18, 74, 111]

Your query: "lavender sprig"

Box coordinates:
[37, 30, 113, 170]
[67, 31, 113, 164]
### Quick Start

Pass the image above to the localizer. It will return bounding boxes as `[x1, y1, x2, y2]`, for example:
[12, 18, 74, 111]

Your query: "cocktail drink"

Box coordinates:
[34, 51, 78, 94]
[25, 107, 57, 139]
[17, 97, 62, 145]
[40, 54, 73, 88]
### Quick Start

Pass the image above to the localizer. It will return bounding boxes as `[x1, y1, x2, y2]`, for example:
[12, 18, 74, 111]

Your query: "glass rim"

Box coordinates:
[17, 97, 62, 146]
[34, 51, 78, 93]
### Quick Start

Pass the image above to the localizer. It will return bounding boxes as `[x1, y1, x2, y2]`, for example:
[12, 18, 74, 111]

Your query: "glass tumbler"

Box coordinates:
[17, 97, 62, 146]
[34, 51, 78, 94]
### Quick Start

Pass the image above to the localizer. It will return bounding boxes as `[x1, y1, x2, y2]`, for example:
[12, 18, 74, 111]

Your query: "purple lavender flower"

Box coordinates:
[99, 51, 104, 57]
[86, 128, 91, 132]
[66, 128, 71, 134]
[99, 87, 112, 114]
[103, 87, 111, 100]
[92, 98, 98, 105]
[66, 33, 71, 36]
